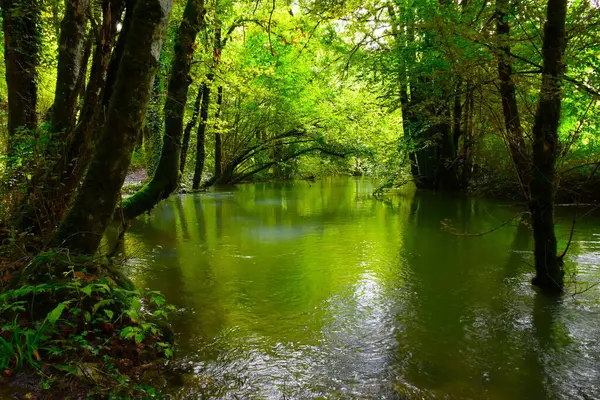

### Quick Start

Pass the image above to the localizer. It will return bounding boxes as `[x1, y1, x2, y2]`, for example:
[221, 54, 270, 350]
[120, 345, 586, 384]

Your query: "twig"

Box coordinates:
[267, 0, 276, 55]
[571, 282, 600, 297]
[442, 211, 530, 237]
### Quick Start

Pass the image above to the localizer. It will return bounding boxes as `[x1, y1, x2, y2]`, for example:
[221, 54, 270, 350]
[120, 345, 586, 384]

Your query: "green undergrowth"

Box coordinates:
[0, 250, 175, 399]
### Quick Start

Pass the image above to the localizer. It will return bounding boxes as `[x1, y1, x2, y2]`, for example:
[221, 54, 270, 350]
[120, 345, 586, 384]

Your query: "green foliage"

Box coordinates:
[0, 261, 174, 396]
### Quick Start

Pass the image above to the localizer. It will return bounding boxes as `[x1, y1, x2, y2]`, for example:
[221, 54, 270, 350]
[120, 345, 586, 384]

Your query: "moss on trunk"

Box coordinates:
[51, 0, 173, 254]
[122, 0, 205, 220]
[1, 0, 40, 169]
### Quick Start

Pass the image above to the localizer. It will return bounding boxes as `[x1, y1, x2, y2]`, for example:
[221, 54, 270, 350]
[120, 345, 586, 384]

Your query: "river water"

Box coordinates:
[119, 178, 600, 399]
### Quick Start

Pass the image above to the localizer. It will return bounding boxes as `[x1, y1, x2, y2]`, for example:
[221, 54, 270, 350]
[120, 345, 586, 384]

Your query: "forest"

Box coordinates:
[0, 0, 599, 398]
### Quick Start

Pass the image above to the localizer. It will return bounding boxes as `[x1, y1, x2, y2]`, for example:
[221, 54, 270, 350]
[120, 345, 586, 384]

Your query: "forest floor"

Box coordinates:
[124, 168, 148, 187]
[0, 251, 174, 399]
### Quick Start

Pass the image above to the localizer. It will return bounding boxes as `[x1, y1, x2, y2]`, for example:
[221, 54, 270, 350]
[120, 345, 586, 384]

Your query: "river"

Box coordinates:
[117, 178, 600, 399]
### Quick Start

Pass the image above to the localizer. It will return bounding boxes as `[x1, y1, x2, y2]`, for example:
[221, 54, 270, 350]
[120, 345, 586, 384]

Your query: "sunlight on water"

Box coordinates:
[119, 178, 600, 399]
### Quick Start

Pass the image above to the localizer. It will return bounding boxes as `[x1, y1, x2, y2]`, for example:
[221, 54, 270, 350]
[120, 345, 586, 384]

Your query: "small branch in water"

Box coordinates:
[441, 212, 530, 237]
[570, 282, 600, 298]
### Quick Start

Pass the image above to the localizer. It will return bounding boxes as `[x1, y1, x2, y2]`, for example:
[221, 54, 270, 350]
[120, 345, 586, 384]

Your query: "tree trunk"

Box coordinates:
[192, 78, 212, 190]
[192, 24, 222, 190]
[75, 34, 94, 114]
[11, 0, 126, 237]
[529, 0, 568, 295]
[180, 85, 202, 175]
[1, 0, 40, 167]
[214, 85, 223, 180]
[122, 0, 205, 220]
[51, 0, 90, 136]
[63, 0, 127, 189]
[452, 81, 463, 151]
[100, 0, 136, 113]
[495, 0, 530, 199]
[435, 101, 459, 190]
[461, 82, 474, 186]
[50, 0, 173, 254]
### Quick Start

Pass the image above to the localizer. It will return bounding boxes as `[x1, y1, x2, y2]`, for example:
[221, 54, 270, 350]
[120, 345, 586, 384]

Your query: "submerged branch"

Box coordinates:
[441, 212, 530, 237]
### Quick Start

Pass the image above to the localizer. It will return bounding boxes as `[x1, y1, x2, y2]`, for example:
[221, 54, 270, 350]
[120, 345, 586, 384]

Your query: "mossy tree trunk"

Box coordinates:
[529, 0, 568, 295]
[63, 0, 127, 190]
[122, 0, 205, 220]
[1, 0, 40, 169]
[12, 0, 126, 237]
[50, 0, 173, 254]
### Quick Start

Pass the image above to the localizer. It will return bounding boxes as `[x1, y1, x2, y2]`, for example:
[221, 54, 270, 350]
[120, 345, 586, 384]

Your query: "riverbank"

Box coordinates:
[0, 250, 174, 399]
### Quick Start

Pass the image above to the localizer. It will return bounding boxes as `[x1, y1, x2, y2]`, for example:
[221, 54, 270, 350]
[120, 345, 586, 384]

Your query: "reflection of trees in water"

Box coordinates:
[175, 195, 190, 241]
[392, 193, 551, 398]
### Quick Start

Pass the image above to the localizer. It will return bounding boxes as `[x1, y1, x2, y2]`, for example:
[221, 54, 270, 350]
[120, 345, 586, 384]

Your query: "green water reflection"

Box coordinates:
[121, 178, 600, 399]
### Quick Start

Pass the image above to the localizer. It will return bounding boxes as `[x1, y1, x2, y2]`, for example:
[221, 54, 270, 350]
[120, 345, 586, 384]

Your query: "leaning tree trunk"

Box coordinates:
[495, 0, 530, 199]
[1, 0, 40, 168]
[50, 0, 173, 254]
[529, 0, 568, 295]
[122, 0, 205, 220]
[192, 77, 212, 190]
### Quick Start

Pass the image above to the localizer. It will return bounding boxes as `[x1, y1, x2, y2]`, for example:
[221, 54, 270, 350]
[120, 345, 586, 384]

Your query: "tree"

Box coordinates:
[51, 0, 174, 254]
[1, 0, 40, 170]
[122, 0, 205, 220]
[529, 0, 568, 294]
[50, 0, 90, 136]
[495, 0, 530, 199]
[11, 0, 127, 238]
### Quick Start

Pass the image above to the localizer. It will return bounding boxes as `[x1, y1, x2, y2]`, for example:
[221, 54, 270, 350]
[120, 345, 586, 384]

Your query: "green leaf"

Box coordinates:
[120, 326, 136, 340]
[126, 309, 139, 323]
[134, 333, 144, 343]
[131, 297, 142, 312]
[81, 285, 93, 296]
[150, 295, 165, 306]
[104, 309, 114, 320]
[47, 302, 69, 325]
[92, 299, 114, 315]
[84, 311, 91, 322]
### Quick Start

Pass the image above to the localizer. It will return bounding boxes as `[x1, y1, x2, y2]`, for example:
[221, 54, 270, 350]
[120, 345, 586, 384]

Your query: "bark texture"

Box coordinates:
[529, 0, 568, 294]
[64, 0, 127, 189]
[51, 0, 90, 135]
[495, 0, 530, 199]
[51, 0, 173, 253]
[12, 0, 126, 237]
[1, 0, 40, 163]
[122, 0, 205, 220]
